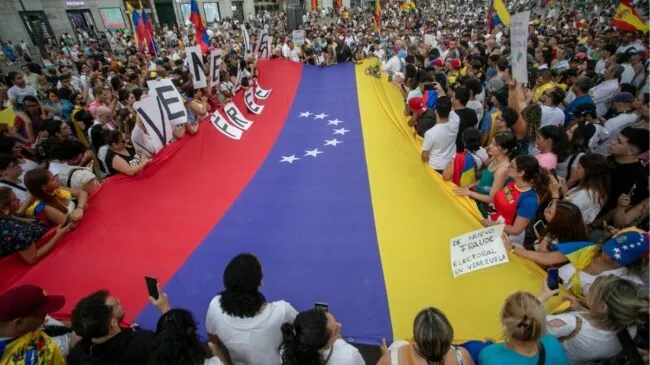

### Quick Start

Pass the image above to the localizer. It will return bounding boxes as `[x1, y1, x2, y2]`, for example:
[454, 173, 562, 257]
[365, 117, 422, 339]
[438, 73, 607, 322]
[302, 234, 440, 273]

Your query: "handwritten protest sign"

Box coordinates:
[450, 225, 509, 278]
[509, 11, 530, 84]
[292, 30, 306, 45]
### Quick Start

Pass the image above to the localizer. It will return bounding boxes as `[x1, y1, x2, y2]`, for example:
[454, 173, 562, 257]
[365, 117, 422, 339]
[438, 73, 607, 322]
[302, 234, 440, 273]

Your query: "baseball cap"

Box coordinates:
[602, 229, 649, 266]
[573, 102, 597, 118]
[408, 97, 428, 113]
[0, 285, 65, 321]
[614, 91, 634, 103]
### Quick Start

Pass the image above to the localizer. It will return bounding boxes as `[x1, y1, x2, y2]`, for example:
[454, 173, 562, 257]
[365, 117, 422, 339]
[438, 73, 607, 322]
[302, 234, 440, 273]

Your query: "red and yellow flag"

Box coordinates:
[612, 0, 649, 33]
[375, 0, 381, 31]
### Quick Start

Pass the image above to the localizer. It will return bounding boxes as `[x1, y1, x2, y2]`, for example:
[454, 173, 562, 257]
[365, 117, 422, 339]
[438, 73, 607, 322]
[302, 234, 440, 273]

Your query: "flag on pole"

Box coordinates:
[139, 0, 159, 55]
[190, 0, 210, 53]
[487, 0, 511, 31]
[612, 0, 649, 33]
[375, 0, 381, 31]
[126, 1, 140, 48]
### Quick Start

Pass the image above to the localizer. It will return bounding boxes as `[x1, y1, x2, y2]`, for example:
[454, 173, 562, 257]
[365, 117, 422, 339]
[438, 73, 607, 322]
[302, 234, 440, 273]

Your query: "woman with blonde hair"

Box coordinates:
[479, 292, 568, 364]
[539, 275, 649, 363]
[377, 307, 473, 365]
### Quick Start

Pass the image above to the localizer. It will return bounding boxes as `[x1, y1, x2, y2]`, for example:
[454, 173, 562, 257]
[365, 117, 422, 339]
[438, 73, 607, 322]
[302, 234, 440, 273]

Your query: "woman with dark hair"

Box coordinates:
[206, 253, 298, 365]
[455, 131, 518, 217]
[534, 125, 569, 171]
[536, 200, 588, 252]
[280, 309, 363, 365]
[149, 308, 225, 365]
[43, 88, 64, 120]
[555, 121, 588, 187]
[377, 307, 473, 365]
[483, 155, 550, 243]
[24, 167, 87, 226]
[103, 130, 150, 176]
[550, 153, 610, 224]
[0, 187, 72, 263]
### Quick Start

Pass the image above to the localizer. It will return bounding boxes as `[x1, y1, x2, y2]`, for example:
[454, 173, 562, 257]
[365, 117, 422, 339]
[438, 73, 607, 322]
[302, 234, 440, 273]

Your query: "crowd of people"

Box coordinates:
[0, 0, 649, 363]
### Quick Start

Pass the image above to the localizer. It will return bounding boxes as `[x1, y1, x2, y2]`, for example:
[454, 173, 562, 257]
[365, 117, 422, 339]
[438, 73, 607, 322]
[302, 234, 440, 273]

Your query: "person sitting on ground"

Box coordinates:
[0, 154, 29, 204]
[280, 308, 364, 365]
[377, 307, 474, 365]
[482, 155, 549, 243]
[24, 167, 88, 227]
[478, 291, 568, 364]
[443, 128, 488, 187]
[0, 285, 67, 364]
[455, 131, 518, 217]
[506, 228, 648, 298]
[50, 140, 99, 194]
[535, 199, 588, 252]
[206, 253, 298, 365]
[67, 290, 158, 365]
[421, 96, 460, 173]
[103, 130, 150, 176]
[539, 275, 649, 364]
[0, 187, 72, 263]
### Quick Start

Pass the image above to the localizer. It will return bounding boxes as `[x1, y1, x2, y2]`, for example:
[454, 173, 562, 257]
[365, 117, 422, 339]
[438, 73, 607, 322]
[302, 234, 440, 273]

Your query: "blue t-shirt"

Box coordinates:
[564, 95, 593, 125]
[516, 188, 539, 220]
[479, 335, 568, 365]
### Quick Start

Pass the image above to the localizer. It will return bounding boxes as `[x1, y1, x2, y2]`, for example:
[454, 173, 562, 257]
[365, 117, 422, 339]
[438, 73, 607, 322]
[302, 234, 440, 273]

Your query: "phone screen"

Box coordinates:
[144, 276, 159, 300]
[315, 302, 328, 312]
[533, 220, 546, 236]
[547, 268, 559, 291]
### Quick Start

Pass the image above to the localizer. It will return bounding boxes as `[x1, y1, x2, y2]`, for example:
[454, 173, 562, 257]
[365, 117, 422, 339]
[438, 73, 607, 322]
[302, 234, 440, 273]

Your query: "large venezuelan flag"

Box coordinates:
[0, 60, 547, 344]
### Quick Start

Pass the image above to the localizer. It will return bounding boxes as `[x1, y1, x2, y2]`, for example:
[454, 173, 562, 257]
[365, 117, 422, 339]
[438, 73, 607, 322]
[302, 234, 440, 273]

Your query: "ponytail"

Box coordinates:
[538, 125, 570, 161]
[514, 155, 550, 200]
[280, 310, 329, 365]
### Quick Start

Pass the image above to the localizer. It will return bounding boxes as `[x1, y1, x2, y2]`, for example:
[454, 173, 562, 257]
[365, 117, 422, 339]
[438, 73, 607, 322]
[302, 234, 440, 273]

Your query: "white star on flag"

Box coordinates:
[299, 111, 313, 118]
[614, 247, 621, 253]
[304, 148, 324, 157]
[328, 118, 344, 126]
[314, 113, 328, 120]
[615, 253, 622, 260]
[280, 155, 301, 164]
[324, 139, 342, 147]
[623, 245, 628, 250]
[333, 128, 350, 135]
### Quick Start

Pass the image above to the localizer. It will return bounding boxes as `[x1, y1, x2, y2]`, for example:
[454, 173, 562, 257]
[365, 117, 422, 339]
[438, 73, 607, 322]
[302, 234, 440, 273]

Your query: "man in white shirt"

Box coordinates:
[593, 92, 640, 155]
[382, 51, 401, 74]
[281, 39, 292, 59]
[540, 87, 566, 127]
[421, 96, 460, 172]
[595, 44, 616, 75]
[590, 64, 623, 117]
[619, 52, 635, 84]
[0, 154, 28, 204]
[7, 72, 37, 112]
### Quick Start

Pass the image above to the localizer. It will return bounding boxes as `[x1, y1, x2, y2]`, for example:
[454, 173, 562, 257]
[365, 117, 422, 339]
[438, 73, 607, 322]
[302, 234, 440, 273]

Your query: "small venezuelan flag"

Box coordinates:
[487, 0, 510, 30]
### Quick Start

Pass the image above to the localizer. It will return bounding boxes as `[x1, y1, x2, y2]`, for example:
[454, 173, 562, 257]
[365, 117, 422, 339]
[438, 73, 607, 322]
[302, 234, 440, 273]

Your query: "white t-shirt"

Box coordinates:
[621, 64, 635, 84]
[289, 49, 301, 63]
[205, 357, 224, 365]
[282, 43, 291, 59]
[382, 55, 402, 73]
[559, 262, 643, 296]
[547, 312, 635, 364]
[540, 105, 565, 128]
[7, 85, 37, 106]
[593, 112, 640, 155]
[206, 295, 298, 365]
[566, 187, 602, 224]
[320, 338, 365, 365]
[422, 112, 460, 170]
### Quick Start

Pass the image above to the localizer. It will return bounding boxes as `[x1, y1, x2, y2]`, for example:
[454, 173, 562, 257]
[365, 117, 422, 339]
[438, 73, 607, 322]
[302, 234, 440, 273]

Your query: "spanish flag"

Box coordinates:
[612, 0, 649, 33]
[487, 0, 510, 30]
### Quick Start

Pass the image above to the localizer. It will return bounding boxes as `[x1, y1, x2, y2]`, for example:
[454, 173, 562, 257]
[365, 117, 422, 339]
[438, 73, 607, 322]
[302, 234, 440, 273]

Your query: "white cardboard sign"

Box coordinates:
[211, 110, 243, 140]
[186, 45, 207, 89]
[254, 84, 271, 99]
[208, 49, 222, 86]
[509, 11, 530, 84]
[257, 30, 271, 59]
[244, 88, 264, 114]
[146, 79, 188, 126]
[134, 95, 174, 149]
[450, 225, 509, 278]
[224, 102, 253, 130]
